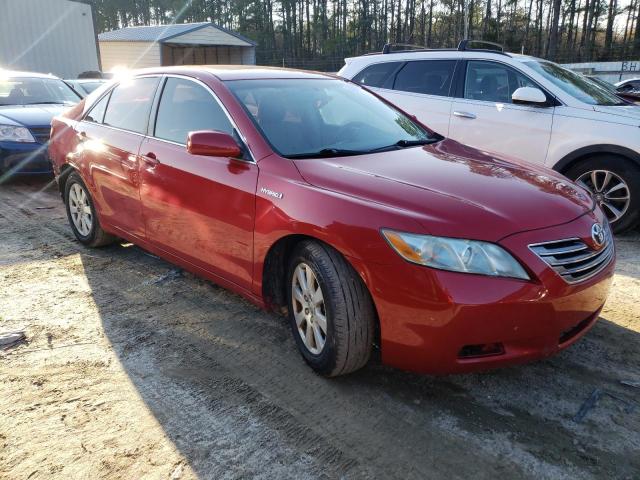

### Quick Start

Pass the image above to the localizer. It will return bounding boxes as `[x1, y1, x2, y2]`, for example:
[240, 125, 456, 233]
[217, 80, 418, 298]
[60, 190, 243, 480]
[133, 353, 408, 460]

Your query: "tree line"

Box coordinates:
[86, 0, 640, 71]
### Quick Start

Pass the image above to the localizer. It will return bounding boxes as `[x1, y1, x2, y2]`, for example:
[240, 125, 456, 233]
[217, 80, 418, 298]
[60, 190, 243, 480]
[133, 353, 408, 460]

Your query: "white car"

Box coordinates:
[338, 42, 640, 232]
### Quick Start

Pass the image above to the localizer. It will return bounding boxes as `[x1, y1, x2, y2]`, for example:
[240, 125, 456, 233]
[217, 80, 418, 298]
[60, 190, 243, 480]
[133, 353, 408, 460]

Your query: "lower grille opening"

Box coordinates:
[458, 342, 505, 359]
[559, 316, 593, 345]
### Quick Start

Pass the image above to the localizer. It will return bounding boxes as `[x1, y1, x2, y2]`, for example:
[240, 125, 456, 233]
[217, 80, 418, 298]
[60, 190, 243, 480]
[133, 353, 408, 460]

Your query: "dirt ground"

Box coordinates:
[0, 176, 638, 480]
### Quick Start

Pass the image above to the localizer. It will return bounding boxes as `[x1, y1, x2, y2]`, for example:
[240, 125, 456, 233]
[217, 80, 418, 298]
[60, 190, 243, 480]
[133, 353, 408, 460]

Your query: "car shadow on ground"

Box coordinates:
[3, 175, 639, 479]
[75, 238, 640, 479]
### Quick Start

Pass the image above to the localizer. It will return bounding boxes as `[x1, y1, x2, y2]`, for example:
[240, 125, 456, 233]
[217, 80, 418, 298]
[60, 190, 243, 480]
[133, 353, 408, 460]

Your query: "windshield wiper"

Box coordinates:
[286, 148, 368, 159]
[368, 138, 435, 153]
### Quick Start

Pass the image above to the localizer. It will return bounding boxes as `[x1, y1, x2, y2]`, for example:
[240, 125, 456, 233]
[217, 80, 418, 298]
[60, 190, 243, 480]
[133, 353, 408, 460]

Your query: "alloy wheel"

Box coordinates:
[291, 262, 327, 355]
[68, 183, 93, 236]
[576, 169, 631, 223]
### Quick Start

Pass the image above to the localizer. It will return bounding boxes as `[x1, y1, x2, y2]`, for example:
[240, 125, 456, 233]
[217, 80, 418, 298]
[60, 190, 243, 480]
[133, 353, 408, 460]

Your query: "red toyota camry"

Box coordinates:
[49, 66, 615, 377]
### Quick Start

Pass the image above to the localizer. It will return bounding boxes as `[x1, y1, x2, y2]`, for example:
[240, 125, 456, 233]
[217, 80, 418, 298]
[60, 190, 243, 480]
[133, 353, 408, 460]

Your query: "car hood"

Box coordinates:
[294, 139, 594, 242]
[0, 104, 69, 127]
[592, 105, 640, 123]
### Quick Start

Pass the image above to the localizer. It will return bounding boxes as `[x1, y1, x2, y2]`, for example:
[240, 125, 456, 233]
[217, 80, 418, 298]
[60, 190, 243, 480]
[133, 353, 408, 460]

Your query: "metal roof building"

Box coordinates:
[0, 0, 100, 78]
[98, 22, 257, 71]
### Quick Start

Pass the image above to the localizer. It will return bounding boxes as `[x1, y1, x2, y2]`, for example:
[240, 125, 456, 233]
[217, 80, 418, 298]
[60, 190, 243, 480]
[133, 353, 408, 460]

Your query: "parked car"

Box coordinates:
[64, 78, 106, 97]
[587, 75, 640, 104]
[615, 77, 640, 102]
[338, 42, 640, 233]
[0, 70, 81, 175]
[49, 67, 614, 377]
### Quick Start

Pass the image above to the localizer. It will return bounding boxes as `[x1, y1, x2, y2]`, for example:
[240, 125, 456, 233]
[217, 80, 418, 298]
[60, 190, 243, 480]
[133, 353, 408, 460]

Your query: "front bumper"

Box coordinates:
[360, 210, 615, 375]
[0, 141, 53, 174]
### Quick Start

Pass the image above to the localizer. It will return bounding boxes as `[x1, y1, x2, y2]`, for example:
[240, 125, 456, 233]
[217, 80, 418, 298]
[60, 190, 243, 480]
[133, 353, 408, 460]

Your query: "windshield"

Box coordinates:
[226, 78, 434, 158]
[0, 77, 80, 106]
[524, 60, 625, 106]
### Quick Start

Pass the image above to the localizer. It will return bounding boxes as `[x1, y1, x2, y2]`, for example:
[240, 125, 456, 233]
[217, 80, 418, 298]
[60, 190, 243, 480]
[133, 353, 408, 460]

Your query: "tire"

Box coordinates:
[286, 241, 375, 377]
[64, 171, 115, 247]
[565, 155, 640, 234]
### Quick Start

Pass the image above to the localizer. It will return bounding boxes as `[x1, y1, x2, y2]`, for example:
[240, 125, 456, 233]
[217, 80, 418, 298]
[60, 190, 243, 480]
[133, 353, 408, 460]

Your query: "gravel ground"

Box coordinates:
[1, 176, 639, 480]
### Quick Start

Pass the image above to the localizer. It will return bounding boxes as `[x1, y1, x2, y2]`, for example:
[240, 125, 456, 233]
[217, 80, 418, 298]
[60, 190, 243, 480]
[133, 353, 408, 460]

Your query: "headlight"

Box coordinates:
[0, 124, 36, 142]
[382, 229, 530, 280]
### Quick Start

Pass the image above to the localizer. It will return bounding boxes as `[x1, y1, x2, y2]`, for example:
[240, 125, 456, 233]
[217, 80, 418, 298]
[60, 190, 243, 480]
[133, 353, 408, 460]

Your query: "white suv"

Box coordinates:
[338, 43, 640, 232]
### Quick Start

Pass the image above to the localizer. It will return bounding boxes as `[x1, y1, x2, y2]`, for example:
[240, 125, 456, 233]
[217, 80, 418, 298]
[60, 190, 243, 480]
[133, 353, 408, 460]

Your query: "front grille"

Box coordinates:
[29, 127, 51, 144]
[529, 229, 614, 284]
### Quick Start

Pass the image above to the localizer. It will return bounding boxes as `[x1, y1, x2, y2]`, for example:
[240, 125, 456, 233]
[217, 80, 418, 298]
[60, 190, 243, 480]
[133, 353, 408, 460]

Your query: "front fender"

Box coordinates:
[252, 154, 417, 297]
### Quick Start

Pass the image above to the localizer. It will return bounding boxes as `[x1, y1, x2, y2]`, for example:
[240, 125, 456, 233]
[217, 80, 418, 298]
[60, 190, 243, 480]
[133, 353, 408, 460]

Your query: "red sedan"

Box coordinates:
[49, 67, 615, 376]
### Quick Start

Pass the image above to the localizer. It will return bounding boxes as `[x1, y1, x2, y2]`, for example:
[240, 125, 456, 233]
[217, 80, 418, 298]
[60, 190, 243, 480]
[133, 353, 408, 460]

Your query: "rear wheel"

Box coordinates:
[64, 171, 115, 247]
[286, 241, 375, 377]
[565, 155, 640, 233]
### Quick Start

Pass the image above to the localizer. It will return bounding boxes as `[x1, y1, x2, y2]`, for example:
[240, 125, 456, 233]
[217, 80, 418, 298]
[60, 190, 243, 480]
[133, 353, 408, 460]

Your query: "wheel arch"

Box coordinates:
[261, 232, 382, 354]
[262, 234, 373, 310]
[553, 144, 640, 174]
[262, 234, 379, 316]
[57, 164, 76, 200]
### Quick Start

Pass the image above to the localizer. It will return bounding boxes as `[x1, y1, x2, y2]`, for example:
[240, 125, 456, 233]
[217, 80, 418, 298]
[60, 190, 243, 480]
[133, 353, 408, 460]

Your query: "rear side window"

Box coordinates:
[154, 77, 233, 145]
[352, 62, 402, 88]
[85, 93, 109, 123]
[103, 77, 160, 134]
[393, 60, 456, 97]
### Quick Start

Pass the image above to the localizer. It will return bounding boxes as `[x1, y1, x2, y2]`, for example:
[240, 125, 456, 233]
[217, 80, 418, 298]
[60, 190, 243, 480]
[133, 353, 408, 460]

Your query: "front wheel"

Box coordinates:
[64, 171, 115, 247]
[286, 241, 375, 377]
[565, 155, 640, 233]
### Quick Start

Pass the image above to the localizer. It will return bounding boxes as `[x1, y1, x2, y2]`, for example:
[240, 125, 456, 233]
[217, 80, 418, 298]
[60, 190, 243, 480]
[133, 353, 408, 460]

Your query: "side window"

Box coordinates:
[103, 77, 160, 134]
[464, 61, 537, 103]
[85, 93, 110, 123]
[154, 77, 233, 144]
[393, 60, 456, 97]
[352, 62, 402, 88]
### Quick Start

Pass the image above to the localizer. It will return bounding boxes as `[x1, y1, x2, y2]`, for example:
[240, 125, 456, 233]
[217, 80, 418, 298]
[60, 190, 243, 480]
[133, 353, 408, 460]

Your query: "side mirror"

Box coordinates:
[511, 87, 548, 106]
[187, 130, 242, 158]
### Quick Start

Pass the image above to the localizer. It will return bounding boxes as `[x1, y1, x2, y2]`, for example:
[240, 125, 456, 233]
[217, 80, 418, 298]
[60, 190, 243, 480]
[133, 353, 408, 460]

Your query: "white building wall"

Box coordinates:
[99, 42, 161, 71]
[0, 0, 100, 78]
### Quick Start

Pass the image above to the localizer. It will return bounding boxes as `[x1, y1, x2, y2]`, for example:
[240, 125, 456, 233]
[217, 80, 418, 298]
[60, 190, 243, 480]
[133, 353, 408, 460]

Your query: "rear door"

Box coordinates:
[138, 76, 258, 290]
[76, 76, 160, 238]
[364, 59, 458, 137]
[448, 60, 554, 165]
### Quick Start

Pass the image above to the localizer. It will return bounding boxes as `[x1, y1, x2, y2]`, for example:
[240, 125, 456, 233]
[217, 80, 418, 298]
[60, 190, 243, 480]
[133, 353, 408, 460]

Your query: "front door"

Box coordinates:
[138, 76, 258, 290]
[448, 60, 554, 166]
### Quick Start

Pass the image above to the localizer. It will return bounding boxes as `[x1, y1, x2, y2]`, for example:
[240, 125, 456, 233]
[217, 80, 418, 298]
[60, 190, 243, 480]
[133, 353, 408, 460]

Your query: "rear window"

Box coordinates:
[85, 93, 109, 123]
[393, 60, 456, 97]
[352, 62, 402, 88]
[103, 77, 160, 134]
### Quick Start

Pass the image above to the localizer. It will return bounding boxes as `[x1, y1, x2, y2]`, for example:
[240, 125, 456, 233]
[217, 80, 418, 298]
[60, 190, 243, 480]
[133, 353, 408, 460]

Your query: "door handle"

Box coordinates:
[453, 111, 477, 119]
[140, 152, 159, 167]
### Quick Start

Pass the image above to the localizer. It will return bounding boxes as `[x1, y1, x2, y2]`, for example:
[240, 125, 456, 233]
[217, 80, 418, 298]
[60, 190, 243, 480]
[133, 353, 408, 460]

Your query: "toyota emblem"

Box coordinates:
[591, 223, 605, 247]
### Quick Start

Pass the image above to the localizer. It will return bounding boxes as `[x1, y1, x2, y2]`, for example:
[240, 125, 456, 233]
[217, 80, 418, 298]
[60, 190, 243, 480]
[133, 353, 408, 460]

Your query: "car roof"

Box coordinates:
[132, 65, 336, 81]
[0, 69, 59, 79]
